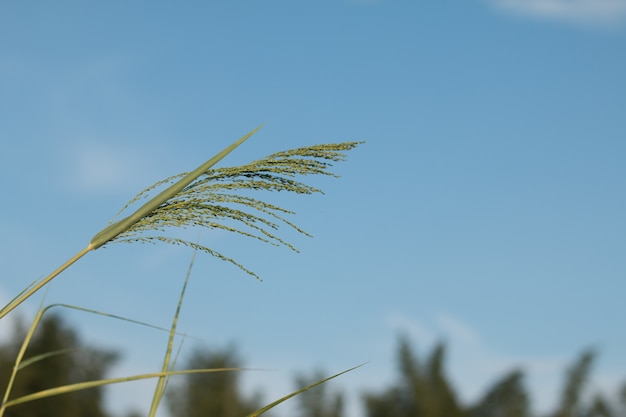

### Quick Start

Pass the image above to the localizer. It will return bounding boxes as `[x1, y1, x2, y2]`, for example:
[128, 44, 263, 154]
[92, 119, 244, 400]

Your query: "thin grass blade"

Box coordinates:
[2, 368, 249, 409]
[17, 348, 77, 370]
[245, 363, 365, 417]
[0, 308, 46, 413]
[0, 246, 91, 320]
[148, 248, 197, 416]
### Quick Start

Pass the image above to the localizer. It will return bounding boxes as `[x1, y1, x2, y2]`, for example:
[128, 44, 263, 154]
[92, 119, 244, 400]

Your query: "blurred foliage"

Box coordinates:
[0, 313, 118, 417]
[165, 345, 262, 417]
[363, 336, 462, 417]
[364, 336, 626, 417]
[2, 316, 626, 417]
[553, 350, 595, 417]
[465, 369, 530, 417]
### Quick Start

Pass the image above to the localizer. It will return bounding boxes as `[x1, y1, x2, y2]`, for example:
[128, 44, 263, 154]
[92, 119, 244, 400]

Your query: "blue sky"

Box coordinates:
[1, 1, 625, 416]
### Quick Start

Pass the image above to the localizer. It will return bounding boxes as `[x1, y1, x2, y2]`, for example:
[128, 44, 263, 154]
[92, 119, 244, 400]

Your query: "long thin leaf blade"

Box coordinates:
[17, 349, 76, 370]
[89, 125, 263, 249]
[3, 368, 251, 408]
[245, 363, 365, 417]
[148, 248, 197, 416]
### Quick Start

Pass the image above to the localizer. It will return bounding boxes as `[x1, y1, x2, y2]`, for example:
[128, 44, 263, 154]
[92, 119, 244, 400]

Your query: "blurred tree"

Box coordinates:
[552, 350, 595, 417]
[425, 343, 463, 417]
[584, 394, 613, 417]
[294, 368, 344, 417]
[363, 335, 462, 417]
[121, 411, 143, 417]
[165, 345, 261, 417]
[0, 313, 119, 417]
[611, 382, 626, 417]
[466, 369, 530, 417]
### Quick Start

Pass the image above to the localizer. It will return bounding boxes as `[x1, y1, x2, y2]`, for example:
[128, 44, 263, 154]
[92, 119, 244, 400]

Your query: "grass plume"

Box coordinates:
[109, 141, 361, 279]
[0, 126, 361, 317]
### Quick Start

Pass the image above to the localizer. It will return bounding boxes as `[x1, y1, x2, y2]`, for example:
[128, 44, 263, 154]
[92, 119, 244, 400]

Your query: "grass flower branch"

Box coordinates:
[0, 126, 361, 318]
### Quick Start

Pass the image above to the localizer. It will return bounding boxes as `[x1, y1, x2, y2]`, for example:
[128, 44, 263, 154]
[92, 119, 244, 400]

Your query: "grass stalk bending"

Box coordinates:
[0, 126, 361, 317]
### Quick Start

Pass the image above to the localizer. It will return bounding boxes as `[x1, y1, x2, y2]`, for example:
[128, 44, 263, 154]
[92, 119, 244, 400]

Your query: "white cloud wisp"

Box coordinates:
[488, 0, 626, 26]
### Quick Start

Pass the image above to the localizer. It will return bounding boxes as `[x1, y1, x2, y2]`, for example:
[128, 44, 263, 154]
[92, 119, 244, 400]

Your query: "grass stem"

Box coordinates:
[0, 246, 92, 320]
